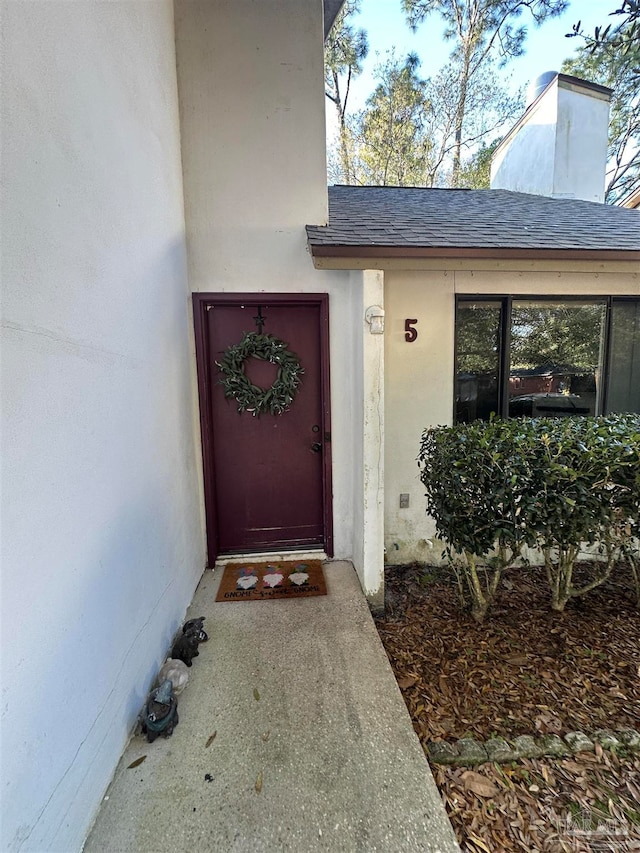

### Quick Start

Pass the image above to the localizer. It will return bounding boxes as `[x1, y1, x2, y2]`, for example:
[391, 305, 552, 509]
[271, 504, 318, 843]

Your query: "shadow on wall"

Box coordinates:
[3, 496, 203, 853]
[2, 240, 205, 853]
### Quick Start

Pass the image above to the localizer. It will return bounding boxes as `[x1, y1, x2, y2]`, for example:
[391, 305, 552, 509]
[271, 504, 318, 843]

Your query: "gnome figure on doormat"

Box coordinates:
[236, 567, 259, 590]
[263, 566, 284, 588]
[289, 564, 310, 586]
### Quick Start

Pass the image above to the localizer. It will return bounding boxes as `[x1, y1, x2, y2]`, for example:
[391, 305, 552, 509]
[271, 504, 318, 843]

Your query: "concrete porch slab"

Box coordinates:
[84, 561, 459, 852]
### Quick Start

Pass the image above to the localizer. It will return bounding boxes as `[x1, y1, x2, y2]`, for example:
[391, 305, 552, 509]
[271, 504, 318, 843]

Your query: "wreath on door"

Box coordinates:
[216, 331, 304, 417]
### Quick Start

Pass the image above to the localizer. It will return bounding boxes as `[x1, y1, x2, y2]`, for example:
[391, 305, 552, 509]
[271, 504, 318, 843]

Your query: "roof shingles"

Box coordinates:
[306, 186, 640, 256]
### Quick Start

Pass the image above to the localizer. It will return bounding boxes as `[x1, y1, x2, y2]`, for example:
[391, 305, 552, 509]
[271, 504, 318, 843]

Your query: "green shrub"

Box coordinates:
[594, 414, 640, 607]
[526, 416, 639, 610]
[418, 416, 536, 621]
[418, 414, 640, 618]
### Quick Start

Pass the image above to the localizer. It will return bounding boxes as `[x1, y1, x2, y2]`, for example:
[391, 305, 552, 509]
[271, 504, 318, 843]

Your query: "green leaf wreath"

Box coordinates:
[215, 332, 304, 416]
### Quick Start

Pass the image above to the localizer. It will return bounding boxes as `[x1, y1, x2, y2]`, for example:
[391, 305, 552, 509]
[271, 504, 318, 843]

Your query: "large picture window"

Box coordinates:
[455, 297, 640, 423]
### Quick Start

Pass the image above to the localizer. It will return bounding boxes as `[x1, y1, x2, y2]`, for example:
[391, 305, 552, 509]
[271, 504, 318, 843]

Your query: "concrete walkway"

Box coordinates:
[84, 561, 459, 852]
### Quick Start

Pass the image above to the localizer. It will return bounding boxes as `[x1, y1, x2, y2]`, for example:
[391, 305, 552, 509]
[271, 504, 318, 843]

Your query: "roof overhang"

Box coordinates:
[323, 0, 345, 39]
[308, 245, 640, 262]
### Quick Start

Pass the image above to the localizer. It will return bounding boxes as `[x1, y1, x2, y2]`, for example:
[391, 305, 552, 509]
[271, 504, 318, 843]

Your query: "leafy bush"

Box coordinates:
[596, 414, 640, 607]
[418, 417, 537, 621]
[526, 416, 639, 610]
[418, 414, 640, 618]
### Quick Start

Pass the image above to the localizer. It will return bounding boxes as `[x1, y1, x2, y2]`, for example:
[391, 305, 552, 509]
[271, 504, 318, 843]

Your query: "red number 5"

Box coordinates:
[405, 319, 418, 342]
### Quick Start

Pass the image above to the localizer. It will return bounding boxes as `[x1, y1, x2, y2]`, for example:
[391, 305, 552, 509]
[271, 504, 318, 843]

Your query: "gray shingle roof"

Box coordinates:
[306, 186, 640, 257]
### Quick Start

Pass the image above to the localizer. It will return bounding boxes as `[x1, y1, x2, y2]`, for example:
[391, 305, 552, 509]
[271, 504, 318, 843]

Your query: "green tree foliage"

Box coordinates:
[456, 140, 500, 188]
[403, 0, 567, 184]
[563, 11, 640, 203]
[456, 302, 501, 376]
[421, 59, 521, 186]
[509, 302, 604, 373]
[348, 52, 520, 186]
[567, 0, 639, 54]
[325, 0, 368, 184]
[455, 301, 604, 378]
[350, 52, 432, 185]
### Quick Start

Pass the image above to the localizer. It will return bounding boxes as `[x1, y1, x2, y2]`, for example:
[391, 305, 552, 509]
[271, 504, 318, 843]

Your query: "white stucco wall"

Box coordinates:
[491, 77, 610, 202]
[1, 4, 204, 850]
[553, 84, 610, 202]
[384, 265, 640, 565]
[349, 271, 385, 603]
[175, 0, 357, 561]
[491, 85, 558, 198]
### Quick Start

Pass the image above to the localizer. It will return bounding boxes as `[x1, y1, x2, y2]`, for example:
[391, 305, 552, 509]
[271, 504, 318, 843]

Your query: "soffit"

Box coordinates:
[323, 0, 344, 39]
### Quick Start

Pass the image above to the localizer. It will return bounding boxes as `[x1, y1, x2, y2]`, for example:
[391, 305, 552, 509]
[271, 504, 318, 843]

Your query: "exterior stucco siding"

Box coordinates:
[175, 0, 357, 563]
[384, 267, 640, 565]
[1, 3, 203, 850]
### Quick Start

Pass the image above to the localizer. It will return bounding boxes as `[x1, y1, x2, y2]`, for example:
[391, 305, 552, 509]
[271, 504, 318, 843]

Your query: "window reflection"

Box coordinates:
[455, 301, 502, 423]
[607, 301, 640, 414]
[508, 301, 605, 418]
[454, 297, 639, 423]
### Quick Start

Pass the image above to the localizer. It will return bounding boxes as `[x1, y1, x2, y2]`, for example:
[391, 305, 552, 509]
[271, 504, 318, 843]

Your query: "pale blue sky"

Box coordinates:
[344, 0, 610, 110]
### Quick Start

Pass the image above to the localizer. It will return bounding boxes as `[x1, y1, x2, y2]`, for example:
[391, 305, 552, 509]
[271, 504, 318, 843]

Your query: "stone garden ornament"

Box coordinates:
[141, 679, 178, 742]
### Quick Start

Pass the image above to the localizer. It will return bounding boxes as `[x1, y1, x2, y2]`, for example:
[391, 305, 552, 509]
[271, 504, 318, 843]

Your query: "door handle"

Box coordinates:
[311, 442, 322, 453]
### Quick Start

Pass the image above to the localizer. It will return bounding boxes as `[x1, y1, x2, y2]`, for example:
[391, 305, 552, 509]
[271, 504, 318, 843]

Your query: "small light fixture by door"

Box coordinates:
[365, 305, 385, 334]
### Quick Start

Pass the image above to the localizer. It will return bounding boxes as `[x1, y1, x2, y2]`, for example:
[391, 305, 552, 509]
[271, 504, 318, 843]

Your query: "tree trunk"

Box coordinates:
[548, 547, 577, 612]
[451, 52, 471, 187]
[338, 119, 351, 184]
[331, 70, 352, 184]
[463, 550, 502, 623]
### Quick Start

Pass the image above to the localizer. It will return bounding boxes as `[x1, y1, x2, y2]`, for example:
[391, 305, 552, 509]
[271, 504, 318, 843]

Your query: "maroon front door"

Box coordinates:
[193, 294, 333, 561]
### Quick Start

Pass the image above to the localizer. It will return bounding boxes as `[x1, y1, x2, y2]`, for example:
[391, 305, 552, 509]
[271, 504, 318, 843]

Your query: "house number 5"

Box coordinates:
[405, 319, 418, 342]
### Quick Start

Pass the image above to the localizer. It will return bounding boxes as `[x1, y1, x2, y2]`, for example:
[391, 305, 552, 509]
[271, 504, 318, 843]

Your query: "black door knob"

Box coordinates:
[311, 442, 322, 453]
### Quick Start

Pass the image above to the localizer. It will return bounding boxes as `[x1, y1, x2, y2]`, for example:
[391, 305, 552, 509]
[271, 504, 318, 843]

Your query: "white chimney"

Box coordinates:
[490, 73, 612, 203]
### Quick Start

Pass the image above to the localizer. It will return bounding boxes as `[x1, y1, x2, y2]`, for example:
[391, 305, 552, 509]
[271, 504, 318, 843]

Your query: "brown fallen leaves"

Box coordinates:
[378, 563, 640, 741]
[375, 563, 640, 852]
[460, 770, 499, 798]
[434, 752, 640, 852]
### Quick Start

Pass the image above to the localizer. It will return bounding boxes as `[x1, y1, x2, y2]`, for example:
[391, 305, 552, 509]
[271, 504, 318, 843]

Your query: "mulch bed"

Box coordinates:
[375, 563, 640, 852]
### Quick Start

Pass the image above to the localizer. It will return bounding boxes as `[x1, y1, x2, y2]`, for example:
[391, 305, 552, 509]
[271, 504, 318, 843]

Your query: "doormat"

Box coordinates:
[215, 560, 327, 602]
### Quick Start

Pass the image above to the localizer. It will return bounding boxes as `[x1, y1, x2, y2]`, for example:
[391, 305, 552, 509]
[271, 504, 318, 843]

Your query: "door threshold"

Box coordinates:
[214, 549, 328, 569]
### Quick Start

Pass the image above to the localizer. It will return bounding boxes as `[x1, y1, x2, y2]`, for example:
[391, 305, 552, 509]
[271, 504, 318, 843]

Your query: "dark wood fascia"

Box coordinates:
[556, 73, 612, 98]
[309, 245, 640, 262]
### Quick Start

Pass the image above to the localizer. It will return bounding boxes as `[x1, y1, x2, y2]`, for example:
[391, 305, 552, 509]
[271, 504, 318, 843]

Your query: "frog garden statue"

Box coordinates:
[141, 679, 178, 743]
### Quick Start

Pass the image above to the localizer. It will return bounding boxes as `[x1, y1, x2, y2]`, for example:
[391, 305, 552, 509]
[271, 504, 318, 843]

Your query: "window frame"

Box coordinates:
[454, 294, 637, 422]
